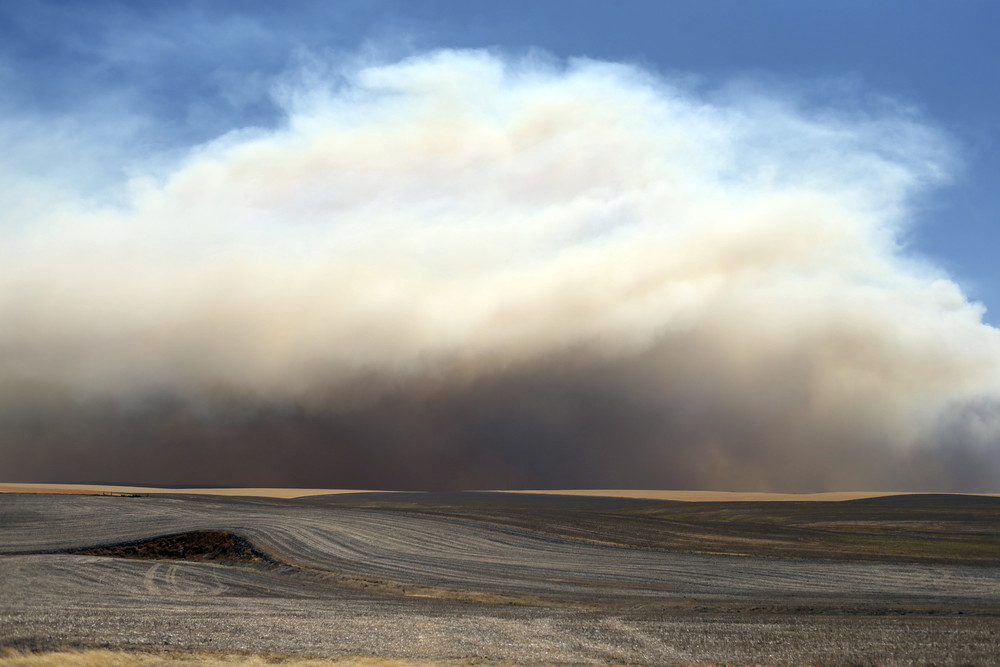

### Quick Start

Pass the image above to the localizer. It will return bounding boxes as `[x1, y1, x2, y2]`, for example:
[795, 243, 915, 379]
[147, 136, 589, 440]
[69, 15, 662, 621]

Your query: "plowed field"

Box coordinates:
[2, 492, 998, 665]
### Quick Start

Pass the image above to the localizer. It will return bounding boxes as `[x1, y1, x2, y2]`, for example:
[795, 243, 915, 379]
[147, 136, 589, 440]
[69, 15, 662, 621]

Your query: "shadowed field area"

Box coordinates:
[1, 492, 998, 665]
[328, 492, 1000, 565]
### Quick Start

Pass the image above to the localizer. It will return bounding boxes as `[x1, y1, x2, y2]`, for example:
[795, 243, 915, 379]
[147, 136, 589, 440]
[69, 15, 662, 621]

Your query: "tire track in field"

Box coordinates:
[143, 561, 163, 596]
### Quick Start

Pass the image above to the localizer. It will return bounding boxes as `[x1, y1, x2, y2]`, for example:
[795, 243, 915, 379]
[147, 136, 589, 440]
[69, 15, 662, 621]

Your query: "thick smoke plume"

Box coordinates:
[2, 50, 999, 490]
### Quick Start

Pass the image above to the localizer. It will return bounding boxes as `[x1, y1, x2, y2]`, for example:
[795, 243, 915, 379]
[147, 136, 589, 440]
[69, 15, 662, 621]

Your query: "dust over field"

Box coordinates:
[1, 492, 998, 665]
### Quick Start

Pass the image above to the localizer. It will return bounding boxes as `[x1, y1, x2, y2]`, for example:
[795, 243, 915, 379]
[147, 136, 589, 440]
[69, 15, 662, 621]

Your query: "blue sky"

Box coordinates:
[2, 0, 997, 321]
[2, 1, 1000, 490]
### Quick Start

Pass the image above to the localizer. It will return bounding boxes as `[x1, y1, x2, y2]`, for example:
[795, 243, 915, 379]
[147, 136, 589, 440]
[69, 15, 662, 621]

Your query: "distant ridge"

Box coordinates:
[2, 484, 998, 501]
[0, 483, 384, 498]
[497, 489, 1000, 501]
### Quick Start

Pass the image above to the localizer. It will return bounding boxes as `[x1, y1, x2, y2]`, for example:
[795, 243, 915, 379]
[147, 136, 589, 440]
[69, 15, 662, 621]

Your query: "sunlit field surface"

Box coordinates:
[2, 490, 998, 665]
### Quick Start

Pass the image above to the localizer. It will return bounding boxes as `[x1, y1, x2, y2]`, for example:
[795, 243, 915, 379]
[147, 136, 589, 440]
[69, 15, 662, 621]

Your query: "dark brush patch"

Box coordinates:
[74, 530, 278, 566]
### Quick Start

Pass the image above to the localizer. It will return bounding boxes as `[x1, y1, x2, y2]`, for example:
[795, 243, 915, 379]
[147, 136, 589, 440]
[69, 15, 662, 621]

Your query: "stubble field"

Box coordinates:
[1, 490, 998, 665]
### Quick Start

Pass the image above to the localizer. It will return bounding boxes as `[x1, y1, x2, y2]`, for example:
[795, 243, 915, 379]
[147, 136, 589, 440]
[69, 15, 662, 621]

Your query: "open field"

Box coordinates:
[1, 492, 999, 665]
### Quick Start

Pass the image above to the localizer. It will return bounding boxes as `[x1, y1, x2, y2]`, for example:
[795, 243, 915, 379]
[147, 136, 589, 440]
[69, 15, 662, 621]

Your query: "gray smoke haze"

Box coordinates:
[2, 50, 999, 490]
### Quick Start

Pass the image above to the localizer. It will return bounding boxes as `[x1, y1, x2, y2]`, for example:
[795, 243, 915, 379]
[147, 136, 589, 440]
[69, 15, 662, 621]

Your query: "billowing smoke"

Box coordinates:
[2, 50, 999, 490]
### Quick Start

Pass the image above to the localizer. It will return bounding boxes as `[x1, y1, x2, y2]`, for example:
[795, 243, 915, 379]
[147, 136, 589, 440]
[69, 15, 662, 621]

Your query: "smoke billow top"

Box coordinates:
[2, 50, 999, 490]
